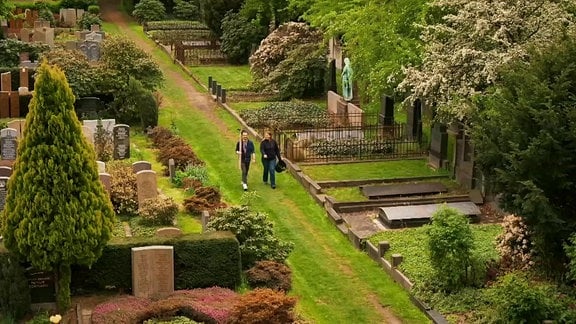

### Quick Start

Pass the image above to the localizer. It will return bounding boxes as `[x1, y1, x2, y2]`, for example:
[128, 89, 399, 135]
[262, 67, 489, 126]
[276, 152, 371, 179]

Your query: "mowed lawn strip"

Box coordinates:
[104, 14, 429, 324]
[302, 159, 450, 181]
[189, 65, 253, 90]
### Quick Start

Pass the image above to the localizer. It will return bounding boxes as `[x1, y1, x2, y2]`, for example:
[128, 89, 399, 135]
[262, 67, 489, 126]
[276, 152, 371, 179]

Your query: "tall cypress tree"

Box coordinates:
[0, 61, 115, 311]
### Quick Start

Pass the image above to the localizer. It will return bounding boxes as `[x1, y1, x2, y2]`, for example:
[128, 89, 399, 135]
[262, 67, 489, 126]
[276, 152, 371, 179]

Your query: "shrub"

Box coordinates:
[157, 144, 203, 174]
[261, 42, 327, 100]
[77, 12, 102, 30]
[91, 295, 152, 324]
[0, 254, 30, 320]
[60, 0, 98, 10]
[109, 77, 159, 128]
[139, 195, 179, 226]
[496, 214, 534, 271]
[483, 272, 557, 323]
[250, 22, 323, 80]
[173, 0, 200, 21]
[308, 139, 394, 157]
[183, 186, 223, 215]
[427, 205, 476, 291]
[239, 101, 330, 129]
[93, 121, 113, 162]
[206, 206, 294, 268]
[107, 160, 139, 216]
[132, 0, 166, 23]
[245, 261, 292, 292]
[221, 11, 266, 64]
[87, 5, 100, 14]
[149, 126, 174, 147]
[173, 165, 209, 188]
[228, 288, 297, 324]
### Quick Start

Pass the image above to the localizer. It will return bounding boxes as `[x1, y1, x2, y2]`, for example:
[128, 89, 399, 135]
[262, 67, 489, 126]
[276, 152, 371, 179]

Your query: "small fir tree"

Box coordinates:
[0, 61, 115, 311]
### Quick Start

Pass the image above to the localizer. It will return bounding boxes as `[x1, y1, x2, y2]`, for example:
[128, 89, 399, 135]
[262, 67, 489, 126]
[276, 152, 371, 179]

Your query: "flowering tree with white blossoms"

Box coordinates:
[398, 0, 575, 120]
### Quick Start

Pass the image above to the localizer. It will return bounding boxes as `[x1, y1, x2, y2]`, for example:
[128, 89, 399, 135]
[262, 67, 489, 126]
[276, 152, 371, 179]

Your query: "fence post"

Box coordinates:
[208, 76, 212, 90]
[211, 80, 217, 95]
[221, 89, 226, 103]
[217, 84, 222, 100]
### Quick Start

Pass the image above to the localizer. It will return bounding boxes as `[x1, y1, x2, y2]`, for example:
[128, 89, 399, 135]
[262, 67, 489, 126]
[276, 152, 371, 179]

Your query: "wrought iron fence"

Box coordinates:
[271, 123, 425, 163]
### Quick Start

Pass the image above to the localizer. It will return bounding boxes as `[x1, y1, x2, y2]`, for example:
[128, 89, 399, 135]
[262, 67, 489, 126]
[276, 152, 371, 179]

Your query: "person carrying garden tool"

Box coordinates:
[235, 130, 256, 191]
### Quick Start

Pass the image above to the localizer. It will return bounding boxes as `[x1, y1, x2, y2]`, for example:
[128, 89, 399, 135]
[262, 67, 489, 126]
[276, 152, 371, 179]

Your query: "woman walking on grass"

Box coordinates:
[260, 131, 282, 189]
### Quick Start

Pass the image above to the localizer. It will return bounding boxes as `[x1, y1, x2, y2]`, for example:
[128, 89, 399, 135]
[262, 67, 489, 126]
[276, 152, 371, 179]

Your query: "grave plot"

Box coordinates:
[378, 202, 482, 228]
[360, 182, 448, 199]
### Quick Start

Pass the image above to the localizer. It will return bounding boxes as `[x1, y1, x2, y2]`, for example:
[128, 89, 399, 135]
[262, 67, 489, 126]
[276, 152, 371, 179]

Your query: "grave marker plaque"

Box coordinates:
[131, 246, 174, 299]
[26, 269, 56, 304]
[1, 128, 18, 160]
[0, 176, 8, 211]
[113, 124, 130, 160]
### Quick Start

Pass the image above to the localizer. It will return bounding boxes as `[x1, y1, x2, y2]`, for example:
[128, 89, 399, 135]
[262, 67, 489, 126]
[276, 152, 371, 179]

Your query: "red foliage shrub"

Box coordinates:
[148, 126, 174, 147]
[245, 261, 292, 292]
[228, 288, 297, 324]
[183, 186, 224, 215]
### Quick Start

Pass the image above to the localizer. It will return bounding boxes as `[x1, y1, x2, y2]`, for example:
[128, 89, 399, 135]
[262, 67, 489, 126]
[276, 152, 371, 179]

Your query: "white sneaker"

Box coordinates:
[242, 182, 248, 191]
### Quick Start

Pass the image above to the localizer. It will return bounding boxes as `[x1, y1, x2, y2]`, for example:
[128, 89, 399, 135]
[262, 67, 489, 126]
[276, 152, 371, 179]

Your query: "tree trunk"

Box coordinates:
[56, 263, 71, 312]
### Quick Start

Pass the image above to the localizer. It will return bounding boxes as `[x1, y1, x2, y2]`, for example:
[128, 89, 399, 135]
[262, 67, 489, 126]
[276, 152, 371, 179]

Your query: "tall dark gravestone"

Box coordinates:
[407, 99, 423, 141]
[328, 59, 337, 93]
[113, 124, 130, 160]
[428, 123, 448, 169]
[380, 95, 395, 126]
[26, 268, 56, 308]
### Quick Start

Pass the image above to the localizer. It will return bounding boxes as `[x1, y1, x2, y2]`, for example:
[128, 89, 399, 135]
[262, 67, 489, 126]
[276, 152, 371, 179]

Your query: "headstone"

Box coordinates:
[65, 40, 78, 51]
[1, 72, 11, 91]
[155, 227, 182, 238]
[9, 91, 20, 117]
[7, 120, 25, 138]
[99, 172, 111, 193]
[380, 95, 394, 126]
[1, 128, 18, 160]
[407, 99, 423, 141]
[132, 161, 152, 174]
[83, 119, 115, 136]
[26, 269, 56, 306]
[81, 126, 94, 144]
[131, 246, 174, 299]
[20, 28, 33, 42]
[0, 92, 10, 118]
[62, 8, 77, 27]
[428, 123, 448, 169]
[136, 170, 158, 207]
[0, 176, 9, 211]
[85, 31, 103, 42]
[201, 210, 211, 232]
[327, 91, 340, 115]
[168, 158, 175, 182]
[112, 124, 130, 160]
[75, 97, 105, 120]
[90, 24, 100, 32]
[0, 166, 12, 177]
[20, 68, 29, 88]
[78, 41, 100, 62]
[96, 161, 105, 173]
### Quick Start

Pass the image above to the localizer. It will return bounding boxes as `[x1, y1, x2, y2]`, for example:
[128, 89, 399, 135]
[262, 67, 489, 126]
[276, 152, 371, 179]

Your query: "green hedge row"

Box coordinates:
[71, 231, 242, 293]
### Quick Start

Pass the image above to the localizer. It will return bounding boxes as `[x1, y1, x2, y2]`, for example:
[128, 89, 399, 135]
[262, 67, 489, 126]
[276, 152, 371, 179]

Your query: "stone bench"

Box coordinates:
[361, 182, 448, 199]
[378, 202, 481, 228]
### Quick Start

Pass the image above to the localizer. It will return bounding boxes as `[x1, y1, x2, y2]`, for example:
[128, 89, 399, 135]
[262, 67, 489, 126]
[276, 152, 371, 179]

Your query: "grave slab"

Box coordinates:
[361, 182, 447, 199]
[378, 202, 481, 228]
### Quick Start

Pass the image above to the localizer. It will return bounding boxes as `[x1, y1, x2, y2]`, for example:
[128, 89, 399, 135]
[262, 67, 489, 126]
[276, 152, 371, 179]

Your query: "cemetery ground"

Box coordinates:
[62, 1, 430, 323]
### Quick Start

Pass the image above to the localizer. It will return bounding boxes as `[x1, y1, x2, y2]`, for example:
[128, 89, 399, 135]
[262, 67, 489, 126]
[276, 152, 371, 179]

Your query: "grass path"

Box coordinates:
[99, 1, 429, 322]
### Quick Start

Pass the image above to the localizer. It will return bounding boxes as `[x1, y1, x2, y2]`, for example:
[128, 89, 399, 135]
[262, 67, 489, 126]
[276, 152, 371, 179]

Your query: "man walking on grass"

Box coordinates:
[235, 130, 256, 191]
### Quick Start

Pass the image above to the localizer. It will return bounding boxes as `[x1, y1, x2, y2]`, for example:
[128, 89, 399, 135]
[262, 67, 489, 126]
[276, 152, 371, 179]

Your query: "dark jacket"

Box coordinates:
[235, 140, 255, 162]
[260, 139, 281, 161]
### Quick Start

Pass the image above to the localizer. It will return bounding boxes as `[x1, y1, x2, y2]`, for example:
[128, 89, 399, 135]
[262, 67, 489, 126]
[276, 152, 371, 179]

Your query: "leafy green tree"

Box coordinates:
[241, 0, 293, 32]
[198, 0, 243, 36]
[221, 11, 266, 64]
[399, 0, 574, 121]
[100, 35, 164, 91]
[0, 0, 14, 21]
[471, 34, 576, 272]
[0, 254, 30, 320]
[173, 0, 200, 20]
[263, 42, 326, 100]
[0, 62, 116, 311]
[132, 0, 166, 23]
[0, 39, 48, 68]
[427, 205, 475, 291]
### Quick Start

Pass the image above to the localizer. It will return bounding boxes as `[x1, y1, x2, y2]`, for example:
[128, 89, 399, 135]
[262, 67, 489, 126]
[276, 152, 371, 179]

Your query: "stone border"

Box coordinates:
[153, 41, 448, 323]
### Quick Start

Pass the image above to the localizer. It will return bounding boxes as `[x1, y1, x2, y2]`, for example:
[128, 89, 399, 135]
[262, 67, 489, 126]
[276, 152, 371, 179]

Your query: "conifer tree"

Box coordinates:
[0, 62, 115, 311]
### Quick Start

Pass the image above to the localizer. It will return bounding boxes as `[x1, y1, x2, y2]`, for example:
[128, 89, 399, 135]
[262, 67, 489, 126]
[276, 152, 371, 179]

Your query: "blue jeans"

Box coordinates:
[262, 158, 277, 187]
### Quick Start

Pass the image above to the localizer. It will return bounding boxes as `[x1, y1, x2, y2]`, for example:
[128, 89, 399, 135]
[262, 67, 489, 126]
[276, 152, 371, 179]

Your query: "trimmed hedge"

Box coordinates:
[69, 231, 241, 293]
